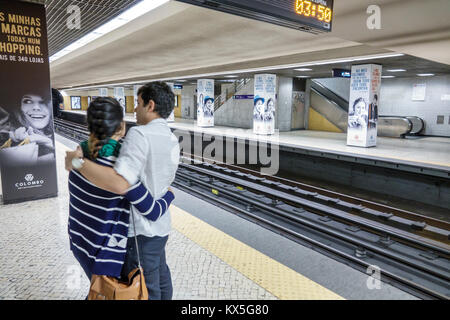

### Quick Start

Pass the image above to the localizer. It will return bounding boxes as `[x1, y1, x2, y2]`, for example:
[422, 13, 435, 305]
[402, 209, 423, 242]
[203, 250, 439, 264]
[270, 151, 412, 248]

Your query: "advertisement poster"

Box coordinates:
[99, 88, 108, 97]
[113, 87, 125, 116]
[197, 79, 214, 127]
[166, 82, 175, 122]
[0, 0, 58, 204]
[347, 64, 381, 147]
[412, 83, 426, 101]
[70, 96, 81, 110]
[133, 84, 140, 109]
[253, 74, 276, 135]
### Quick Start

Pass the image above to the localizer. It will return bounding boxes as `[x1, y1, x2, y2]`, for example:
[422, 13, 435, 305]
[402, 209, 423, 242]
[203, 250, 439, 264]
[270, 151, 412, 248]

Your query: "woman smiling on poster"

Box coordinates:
[0, 89, 55, 165]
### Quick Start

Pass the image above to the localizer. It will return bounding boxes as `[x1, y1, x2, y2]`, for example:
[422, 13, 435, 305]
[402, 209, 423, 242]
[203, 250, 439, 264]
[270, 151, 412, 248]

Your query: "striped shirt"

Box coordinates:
[68, 139, 175, 277]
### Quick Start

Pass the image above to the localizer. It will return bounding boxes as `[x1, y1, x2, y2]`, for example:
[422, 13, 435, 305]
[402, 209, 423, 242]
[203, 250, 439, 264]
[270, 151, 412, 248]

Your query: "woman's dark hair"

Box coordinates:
[137, 82, 175, 119]
[86, 97, 123, 160]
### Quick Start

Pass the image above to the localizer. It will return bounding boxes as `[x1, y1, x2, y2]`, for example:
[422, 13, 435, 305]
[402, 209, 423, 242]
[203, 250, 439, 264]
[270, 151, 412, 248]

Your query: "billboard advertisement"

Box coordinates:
[114, 87, 125, 116]
[253, 74, 276, 135]
[166, 82, 175, 122]
[0, 0, 58, 204]
[197, 79, 214, 127]
[99, 88, 108, 97]
[347, 64, 381, 147]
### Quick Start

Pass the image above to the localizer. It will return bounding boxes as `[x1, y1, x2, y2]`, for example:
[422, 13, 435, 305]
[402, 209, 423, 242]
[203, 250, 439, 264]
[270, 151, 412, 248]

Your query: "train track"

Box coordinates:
[54, 117, 450, 300]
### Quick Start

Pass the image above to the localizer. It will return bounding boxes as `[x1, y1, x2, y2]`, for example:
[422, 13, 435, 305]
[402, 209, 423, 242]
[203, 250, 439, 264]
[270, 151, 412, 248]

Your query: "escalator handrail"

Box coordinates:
[310, 80, 349, 112]
[378, 116, 413, 135]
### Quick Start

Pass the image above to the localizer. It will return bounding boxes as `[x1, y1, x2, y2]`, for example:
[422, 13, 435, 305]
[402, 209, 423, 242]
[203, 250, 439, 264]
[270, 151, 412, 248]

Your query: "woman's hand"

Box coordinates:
[28, 133, 54, 149]
[10, 127, 28, 142]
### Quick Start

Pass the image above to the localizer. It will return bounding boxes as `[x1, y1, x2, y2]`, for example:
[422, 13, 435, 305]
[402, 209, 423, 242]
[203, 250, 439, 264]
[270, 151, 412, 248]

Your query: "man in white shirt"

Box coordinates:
[65, 82, 180, 300]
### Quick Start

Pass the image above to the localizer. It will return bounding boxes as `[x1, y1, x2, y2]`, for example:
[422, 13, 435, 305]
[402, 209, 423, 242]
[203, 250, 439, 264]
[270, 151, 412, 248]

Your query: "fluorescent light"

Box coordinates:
[351, 53, 404, 62]
[176, 80, 187, 82]
[295, 68, 313, 71]
[296, 76, 310, 78]
[387, 69, 406, 72]
[223, 75, 238, 78]
[417, 73, 435, 77]
[50, 0, 170, 63]
[381, 76, 395, 78]
[314, 59, 352, 65]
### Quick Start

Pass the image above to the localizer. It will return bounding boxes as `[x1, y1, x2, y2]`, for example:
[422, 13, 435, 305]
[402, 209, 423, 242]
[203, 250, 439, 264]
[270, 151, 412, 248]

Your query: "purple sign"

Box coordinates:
[234, 95, 254, 100]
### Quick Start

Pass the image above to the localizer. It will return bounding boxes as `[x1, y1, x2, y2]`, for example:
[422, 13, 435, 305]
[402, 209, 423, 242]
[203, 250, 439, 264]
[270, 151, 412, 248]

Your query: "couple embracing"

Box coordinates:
[65, 82, 180, 300]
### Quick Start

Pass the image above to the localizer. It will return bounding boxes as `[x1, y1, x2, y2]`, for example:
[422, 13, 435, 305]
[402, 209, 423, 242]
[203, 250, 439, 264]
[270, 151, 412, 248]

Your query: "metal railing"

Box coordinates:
[214, 78, 252, 111]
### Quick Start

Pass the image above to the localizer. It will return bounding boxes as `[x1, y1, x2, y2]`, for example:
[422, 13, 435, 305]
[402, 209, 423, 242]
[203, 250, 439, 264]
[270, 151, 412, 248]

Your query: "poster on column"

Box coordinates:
[197, 79, 214, 127]
[114, 87, 126, 116]
[99, 88, 108, 97]
[253, 74, 276, 135]
[166, 83, 175, 122]
[133, 85, 140, 109]
[347, 64, 381, 147]
[0, 0, 58, 204]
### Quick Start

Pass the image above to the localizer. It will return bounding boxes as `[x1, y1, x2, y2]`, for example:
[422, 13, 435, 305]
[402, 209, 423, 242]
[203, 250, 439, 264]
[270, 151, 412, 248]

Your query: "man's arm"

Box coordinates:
[65, 127, 147, 195]
[65, 147, 131, 194]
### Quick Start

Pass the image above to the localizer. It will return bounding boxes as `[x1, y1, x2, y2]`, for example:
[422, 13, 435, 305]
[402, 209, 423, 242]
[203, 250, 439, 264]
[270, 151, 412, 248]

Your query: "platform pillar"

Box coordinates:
[253, 74, 277, 135]
[114, 87, 126, 116]
[0, 0, 58, 204]
[99, 88, 108, 97]
[347, 64, 382, 147]
[165, 83, 175, 122]
[197, 79, 215, 127]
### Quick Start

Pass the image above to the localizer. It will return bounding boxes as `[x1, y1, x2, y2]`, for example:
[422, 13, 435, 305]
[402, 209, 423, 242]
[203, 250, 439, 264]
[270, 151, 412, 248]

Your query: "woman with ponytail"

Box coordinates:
[67, 97, 175, 284]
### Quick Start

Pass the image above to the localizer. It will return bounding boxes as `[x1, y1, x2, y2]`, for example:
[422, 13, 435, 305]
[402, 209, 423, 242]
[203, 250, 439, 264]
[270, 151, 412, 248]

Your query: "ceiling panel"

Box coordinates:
[21, 0, 142, 56]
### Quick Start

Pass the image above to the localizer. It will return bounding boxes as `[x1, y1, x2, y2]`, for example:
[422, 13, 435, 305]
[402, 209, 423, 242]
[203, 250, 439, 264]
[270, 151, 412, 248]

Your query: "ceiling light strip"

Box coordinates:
[49, 0, 170, 63]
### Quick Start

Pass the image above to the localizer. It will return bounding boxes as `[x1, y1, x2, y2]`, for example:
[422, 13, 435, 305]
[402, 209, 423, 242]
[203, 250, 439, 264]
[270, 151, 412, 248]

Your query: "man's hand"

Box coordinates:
[65, 146, 83, 171]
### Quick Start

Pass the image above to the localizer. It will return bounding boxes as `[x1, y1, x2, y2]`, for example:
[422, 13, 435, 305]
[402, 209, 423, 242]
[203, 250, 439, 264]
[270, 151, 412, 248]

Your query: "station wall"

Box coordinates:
[313, 76, 450, 137]
[379, 75, 450, 136]
[61, 88, 182, 117]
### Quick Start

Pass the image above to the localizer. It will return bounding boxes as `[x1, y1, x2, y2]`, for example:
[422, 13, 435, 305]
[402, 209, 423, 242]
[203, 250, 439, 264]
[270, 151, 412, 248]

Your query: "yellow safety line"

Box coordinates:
[171, 205, 344, 300]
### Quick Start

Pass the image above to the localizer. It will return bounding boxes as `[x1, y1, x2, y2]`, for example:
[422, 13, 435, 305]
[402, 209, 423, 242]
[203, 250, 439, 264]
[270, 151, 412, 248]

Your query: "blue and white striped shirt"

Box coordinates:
[68, 140, 175, 277]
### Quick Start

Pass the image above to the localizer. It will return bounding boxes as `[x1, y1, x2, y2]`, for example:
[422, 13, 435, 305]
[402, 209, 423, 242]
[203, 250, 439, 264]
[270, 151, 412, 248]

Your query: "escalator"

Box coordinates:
[310, 80, 425, 138]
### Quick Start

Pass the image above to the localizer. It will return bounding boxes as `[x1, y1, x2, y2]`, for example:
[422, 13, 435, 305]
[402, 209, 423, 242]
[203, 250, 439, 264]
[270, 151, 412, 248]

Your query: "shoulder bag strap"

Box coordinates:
[130, 208, 142, 270]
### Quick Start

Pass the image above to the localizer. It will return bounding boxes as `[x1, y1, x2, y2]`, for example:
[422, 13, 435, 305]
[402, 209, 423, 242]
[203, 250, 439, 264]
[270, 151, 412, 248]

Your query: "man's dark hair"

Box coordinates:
[137, 82, 175, 119]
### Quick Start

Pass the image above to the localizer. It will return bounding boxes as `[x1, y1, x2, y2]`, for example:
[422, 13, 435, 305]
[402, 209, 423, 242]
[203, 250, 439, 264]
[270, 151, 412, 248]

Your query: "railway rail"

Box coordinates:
[54, 117, 450, 300]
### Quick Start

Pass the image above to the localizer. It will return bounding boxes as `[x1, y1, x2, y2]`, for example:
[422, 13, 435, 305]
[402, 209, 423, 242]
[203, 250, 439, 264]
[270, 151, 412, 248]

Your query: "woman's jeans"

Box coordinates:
[120, 235, 173, 300]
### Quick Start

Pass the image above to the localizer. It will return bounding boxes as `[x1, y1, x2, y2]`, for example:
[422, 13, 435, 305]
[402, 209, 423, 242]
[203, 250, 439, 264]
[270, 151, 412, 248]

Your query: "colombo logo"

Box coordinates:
[15, 173, 44, 189]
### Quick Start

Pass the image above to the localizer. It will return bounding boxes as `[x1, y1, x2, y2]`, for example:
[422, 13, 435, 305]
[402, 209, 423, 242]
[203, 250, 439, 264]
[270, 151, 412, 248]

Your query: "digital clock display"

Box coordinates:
[176, 0, 334, 33]
[295, 0, 333, 23]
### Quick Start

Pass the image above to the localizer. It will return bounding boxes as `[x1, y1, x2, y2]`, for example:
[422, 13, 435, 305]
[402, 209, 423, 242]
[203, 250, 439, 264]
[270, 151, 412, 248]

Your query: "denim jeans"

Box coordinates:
[120, 235, 173, 300]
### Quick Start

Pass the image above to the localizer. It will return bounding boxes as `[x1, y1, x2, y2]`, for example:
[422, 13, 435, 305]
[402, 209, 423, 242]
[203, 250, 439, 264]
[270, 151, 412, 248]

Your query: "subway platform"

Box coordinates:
[0, 134, 419, 300]
[63, 111, 450, 173]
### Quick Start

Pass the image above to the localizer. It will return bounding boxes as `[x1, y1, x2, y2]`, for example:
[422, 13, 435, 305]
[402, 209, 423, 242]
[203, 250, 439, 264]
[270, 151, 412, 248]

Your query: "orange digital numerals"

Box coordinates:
[295, 0, 332, 23]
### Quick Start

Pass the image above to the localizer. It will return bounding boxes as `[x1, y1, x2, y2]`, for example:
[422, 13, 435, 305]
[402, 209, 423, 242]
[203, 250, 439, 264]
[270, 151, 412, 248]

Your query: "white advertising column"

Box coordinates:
[114, 87, 126, 116]
[347, 64, 382, 147]
[253, 74, 277, 135]
[197, 79, 215, 127]
[166, 82, 175, 122]
[133, 85, 140, 109]
[99, 88, 108, 97]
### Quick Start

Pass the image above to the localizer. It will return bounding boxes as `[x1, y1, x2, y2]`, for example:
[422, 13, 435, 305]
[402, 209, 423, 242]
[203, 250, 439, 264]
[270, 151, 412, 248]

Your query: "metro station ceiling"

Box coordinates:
[21, 0, 450, 89]
[21, 0, 142, 56]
